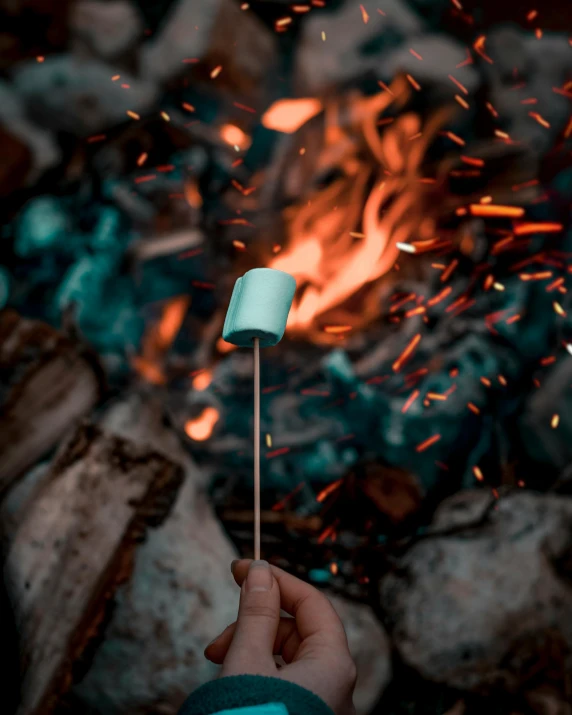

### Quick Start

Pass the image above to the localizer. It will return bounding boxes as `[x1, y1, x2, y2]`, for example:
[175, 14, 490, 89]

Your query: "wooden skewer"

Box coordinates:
[253, 337, 261, 560]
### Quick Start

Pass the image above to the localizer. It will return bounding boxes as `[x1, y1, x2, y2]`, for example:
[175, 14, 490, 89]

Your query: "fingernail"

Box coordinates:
[246, 560, 272, 592]
[230, 559, 239, 573]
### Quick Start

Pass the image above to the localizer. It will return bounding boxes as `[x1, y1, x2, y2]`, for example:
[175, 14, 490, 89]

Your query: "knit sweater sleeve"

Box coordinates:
[177, 675, 334, 715]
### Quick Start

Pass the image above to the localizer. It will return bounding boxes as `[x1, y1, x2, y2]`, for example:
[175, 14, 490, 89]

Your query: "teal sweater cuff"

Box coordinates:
[178, 675, 334, 715]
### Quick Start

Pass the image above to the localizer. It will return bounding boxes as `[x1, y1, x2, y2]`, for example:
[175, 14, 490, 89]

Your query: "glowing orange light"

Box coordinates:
[393, 334, 422, 372]
[192, 369, 213, 391]
[261, 98, 323, 134]
[469, 204, 524, 218]
[416, 434, 441, 452]
[185, 407, 219, 441]
[220, 124, 251, 150]
[514, 222, 562, 235]
[217, 337, 237, 354]
[316, 479, 343, 502]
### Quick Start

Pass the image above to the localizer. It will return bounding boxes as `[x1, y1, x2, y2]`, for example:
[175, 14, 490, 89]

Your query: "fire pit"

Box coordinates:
[1, 1, 572, 714]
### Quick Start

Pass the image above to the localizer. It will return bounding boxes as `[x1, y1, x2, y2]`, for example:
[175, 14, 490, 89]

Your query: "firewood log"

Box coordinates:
[0, 310, 105, 494]
[3, 421, 184, 715]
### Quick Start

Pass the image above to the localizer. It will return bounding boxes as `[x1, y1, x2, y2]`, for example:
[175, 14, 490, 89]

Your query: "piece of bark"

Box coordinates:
[0, 310, 105, 493]
[3, 420, 184, 715]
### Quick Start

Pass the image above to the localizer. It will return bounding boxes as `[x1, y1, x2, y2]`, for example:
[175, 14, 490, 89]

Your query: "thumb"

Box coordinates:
[222, 560, 280, 676]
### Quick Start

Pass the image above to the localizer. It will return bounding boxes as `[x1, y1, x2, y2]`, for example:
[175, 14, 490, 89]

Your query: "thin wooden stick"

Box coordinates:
[253, 337, 261, 560]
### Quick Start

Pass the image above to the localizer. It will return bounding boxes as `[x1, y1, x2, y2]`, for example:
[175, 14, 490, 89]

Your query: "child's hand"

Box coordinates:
[205, 559, 357, 715]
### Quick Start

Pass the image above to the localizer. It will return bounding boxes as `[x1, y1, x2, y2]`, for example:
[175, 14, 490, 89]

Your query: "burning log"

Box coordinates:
[3, 420, 184, 715]
[0, 310, 105, 494]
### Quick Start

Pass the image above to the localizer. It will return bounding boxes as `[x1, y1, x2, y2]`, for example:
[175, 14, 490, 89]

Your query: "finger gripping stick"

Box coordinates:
[223, 268, 296, 347]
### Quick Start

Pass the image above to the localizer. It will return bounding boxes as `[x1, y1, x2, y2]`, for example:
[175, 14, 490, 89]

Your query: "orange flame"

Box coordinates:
[133, 296, 190, 384]
[262, 98, 323, 134]
[268, 79, 449, 341]
[185, 406, 219, 441]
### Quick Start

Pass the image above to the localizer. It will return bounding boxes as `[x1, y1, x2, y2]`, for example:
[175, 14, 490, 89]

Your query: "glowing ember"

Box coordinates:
[514, 222, 562, 235]
[551, 414, 560, 429]
[402, 389, 420, 413]
[192, 369, 213, 391]
[469, 204, 525, 218]
[473, 466, 484, 481]
[393, 334, 422, 372]
[261, 98, 323, 134]
[415, 434, 441, 452]
[220, 124, 251, 150]
[185, 406, 219, 441]
[316, 478, 343, 502]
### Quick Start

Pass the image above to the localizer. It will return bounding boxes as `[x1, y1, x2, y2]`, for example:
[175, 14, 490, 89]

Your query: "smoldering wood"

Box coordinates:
[0, 310, 105, 494]
[3, 420, 184, 715]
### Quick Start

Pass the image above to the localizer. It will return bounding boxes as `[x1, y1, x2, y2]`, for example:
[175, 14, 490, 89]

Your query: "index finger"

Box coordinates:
[231, 559, 347, 646]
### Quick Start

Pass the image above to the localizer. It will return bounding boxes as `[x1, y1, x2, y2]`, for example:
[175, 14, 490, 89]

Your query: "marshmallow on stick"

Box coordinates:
[223, 268, 296, 559]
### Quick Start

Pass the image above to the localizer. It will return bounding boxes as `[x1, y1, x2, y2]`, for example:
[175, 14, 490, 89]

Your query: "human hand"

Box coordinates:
[205, 559, 357, 715]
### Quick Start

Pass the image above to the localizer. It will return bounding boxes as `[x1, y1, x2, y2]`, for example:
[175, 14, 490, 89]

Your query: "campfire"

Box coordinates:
[1, 0, 572, 714]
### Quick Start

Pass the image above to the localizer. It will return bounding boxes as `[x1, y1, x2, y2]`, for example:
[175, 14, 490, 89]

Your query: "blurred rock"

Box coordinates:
[71, 0, 143, 61]
[518, 357, 572, 472]
[293, 0, 423, 95]
[13, 56, 157, 135]
[380, 34, 479, 94]
[15, 196, 70, 256]
[381, 490, 572, 697]
[141, 0, 277, 107]
[329, 593, 392, 715]
[484, 28, 572, 155]
[0, 80, 60, 182]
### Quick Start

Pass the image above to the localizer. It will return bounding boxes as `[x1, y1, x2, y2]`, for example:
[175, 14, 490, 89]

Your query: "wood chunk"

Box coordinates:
[0, 310, 105, 493]
[3, 421, 184, 715]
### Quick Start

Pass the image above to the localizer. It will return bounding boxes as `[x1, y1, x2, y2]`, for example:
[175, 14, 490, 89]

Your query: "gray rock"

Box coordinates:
[141, 0, 276, 106]
[71, 0, 144, 61]
[329, 593, 392, 715]
[0, 80, 59, 180]
[381, 34, 479, 93]
[13, 56, 157, 135]
[380, 490, 572, 695]
[294, 0, 423, 95]
[519, 357, 572, 471]
[484, 28, 572, 155]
